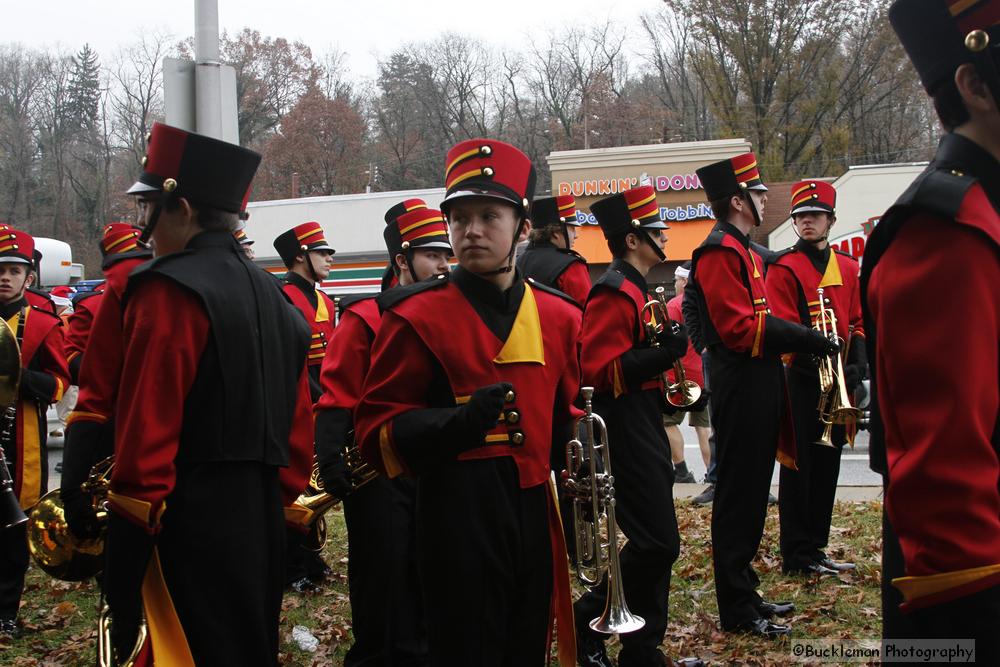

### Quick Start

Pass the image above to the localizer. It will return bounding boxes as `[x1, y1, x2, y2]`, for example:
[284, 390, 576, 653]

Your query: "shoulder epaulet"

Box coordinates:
[337, 293, 375, 315]
[750, 241, 780, 265]
[555, 247, 587, 262]
[896, 166, 976, 221]
[525, 277, 582, 310]
[833, 248, 858, 262]
[71, 290, 103, 306]
[377, 272, 449, 311]
[768, 247, 797, 265]
[593, 268, 625, 290]
[697, 224, 729, 249]
[29, 305, 60, 322]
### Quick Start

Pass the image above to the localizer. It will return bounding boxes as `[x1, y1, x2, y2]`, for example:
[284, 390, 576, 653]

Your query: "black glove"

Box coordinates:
[843, 364, 862, 393]
[805, 329, 839, 357]
[61, 488, 102, 541]
[456, 382, 513, 446]
[318, 453, 353, 501]
[655, 323, 689, 359]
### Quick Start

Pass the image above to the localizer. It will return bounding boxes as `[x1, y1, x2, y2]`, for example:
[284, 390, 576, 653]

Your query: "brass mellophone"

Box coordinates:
[813, 288, 862, 447]
[642, 286, 702, 409]
[562, 387, 644, 635]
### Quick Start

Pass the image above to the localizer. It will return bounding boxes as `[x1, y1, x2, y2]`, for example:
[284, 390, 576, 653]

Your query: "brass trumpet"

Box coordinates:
[642, 287, 702, 409]
[562, 387, 644, 635]
[297, 439, 378, 551]
[813, 288, 862, 447]
[98, 605, 147, 667]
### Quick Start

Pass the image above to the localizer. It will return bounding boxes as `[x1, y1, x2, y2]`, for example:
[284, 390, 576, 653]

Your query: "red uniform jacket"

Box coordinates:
[766, 244, 864, 356]
[5, 303, 69, 508]
[356, 275, 582, 489]
[868, 182, 1000, 611]
[64, 288, 104, 383]
[316, 297, 380, 414]
[666, 294, 704, 388]
[283, 274, 337, 368]
[556, 261, 592, 308]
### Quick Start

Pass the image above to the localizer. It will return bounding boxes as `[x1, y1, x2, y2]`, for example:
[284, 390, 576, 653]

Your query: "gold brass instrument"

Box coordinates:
[641, 286, 702, 409]
[27, 456, 113, 580]
[562, 387, 644, 635]
[99, 604, 147, 667]
[813, 288, 862, 447]
[0, 317, 26, 529]
[297, 438, 378, 551]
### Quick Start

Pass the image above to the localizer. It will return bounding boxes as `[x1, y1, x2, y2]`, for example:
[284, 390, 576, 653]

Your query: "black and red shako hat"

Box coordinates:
[126, 122, 261, 214]
[384, 200, 451, 258]
[790, 180, 836, 215]
[890, 0, 1000, 95]
[0, 227, 34, 265]
[696, 153, 768, 203]
[100, 222, 152, 269]
[532, 195, 580, 228]
[273, 222, 335, 267]
[590, 185, 667, 240]
[441, 139, 536, 216]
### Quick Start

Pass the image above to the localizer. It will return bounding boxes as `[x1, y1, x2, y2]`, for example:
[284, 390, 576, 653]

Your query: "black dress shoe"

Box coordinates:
[784, 561, 839, 576]
[757, 600, 795, 618]
[668, 658, 705, 667]
[733, 617, 792, 638]
[578, 635, 613, 667]
[0, 618, 22, 640]
[818, 557, 855, 572]
[288, 577, 322, 594]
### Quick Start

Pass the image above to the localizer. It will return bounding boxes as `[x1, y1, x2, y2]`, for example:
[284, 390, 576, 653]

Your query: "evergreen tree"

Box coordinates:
[66, 44, 100, 131]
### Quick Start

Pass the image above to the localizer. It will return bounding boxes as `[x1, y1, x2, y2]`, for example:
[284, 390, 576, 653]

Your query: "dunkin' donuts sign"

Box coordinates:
[557, 172, 703, 197]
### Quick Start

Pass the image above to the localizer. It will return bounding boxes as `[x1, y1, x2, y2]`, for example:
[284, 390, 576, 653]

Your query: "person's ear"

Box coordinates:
[955, 62, 997, 113]
[518, 218, 532, 243]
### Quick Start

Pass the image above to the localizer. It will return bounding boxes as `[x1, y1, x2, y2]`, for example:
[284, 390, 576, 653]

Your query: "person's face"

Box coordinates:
[408, 248, 451, 282]
[447, 198, 526, 273]
[562, 225, 579, 249]
[642, 229, 668, 265]
[0, 263, 29, 304]
[242, 244, 256, 260]
[306, 249, 335, 279]
[674, 276, 687, 295]
[136, 194, 192, 256]
[750, 189, 767, 218]
[793, 211, 834, 242]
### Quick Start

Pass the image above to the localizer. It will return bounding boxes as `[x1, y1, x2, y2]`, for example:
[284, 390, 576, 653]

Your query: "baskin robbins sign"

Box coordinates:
[558, 171, 715, 225]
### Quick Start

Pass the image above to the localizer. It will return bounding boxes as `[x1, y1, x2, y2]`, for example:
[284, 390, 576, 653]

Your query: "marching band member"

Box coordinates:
[313, 198, 450, 664]
[273, 220, 338, 592]
[60, 224, 152, 541]
[516, 194, 591, 306]
[103, 123, 313, 665]
[690, 154, 837, 638]
[573, 185, 702, 667]
[766, 180, 864, 576]
[862, 0, 1000, 655]
[0, 229, 70, 640]
[355, 138, 581, 666]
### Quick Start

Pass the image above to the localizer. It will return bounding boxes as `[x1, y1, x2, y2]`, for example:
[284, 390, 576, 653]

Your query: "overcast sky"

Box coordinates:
[10, 0, 658, 79]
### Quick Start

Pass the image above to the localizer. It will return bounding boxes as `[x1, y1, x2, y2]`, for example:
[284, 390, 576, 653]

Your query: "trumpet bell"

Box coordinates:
[26, 490, 105, 581]
[667, 380, 702, 408]
[590, 606, 645, 635]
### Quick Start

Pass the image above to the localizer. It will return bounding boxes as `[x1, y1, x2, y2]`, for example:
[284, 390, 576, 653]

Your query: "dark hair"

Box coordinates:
[528, 225, 559, 244]
[681, 260, 692, 271]
[930, 80, 971, 132]
[606, 233, 632, 258]
[163, 197, 239, 233]
[710, 197, 732, 223]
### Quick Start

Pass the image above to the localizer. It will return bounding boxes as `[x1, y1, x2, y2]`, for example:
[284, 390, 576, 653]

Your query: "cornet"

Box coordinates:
[642, 287, 702, 409]
[562, 387, 644, 635]
[813, 288, 862, 447]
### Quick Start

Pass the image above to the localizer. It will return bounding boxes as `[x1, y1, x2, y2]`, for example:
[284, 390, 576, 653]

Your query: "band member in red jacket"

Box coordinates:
[102, 123, 313, 665]
[314, 199, 450, 666]
[60, 224, 152, 539]
[516, 194, 590, 306]
[690, 154, 837, 639]
[573, 185, 702, 667]
[862, 1, 1000, 656]
[356, 138, 581, 666]
[766, 180, 865, 576]
[0, 229, 70, 639]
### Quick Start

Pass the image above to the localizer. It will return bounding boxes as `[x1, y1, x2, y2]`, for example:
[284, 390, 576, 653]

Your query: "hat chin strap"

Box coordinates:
[640, 228, 666, 262]
[791, 216, 832, 244]
[476, 218, 524, 277]
[743, 190, 763, 227]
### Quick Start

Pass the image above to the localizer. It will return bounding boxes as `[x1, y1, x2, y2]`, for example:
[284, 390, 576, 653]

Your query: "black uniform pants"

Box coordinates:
[343, 475, 428, 666]
[157, 462, 286, 666]
[881, 481, 917, 640]
[574, 391, 680, 667]
[779, 368, 844, 569]
[0, 522, 28, 620]
[416, 458, 552, 667]
[908, 584, 1000, 663]
[709, 349, 784, 630]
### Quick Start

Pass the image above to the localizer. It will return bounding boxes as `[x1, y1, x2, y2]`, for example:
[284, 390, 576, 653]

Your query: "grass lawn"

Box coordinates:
[1, 500, 882, 666]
